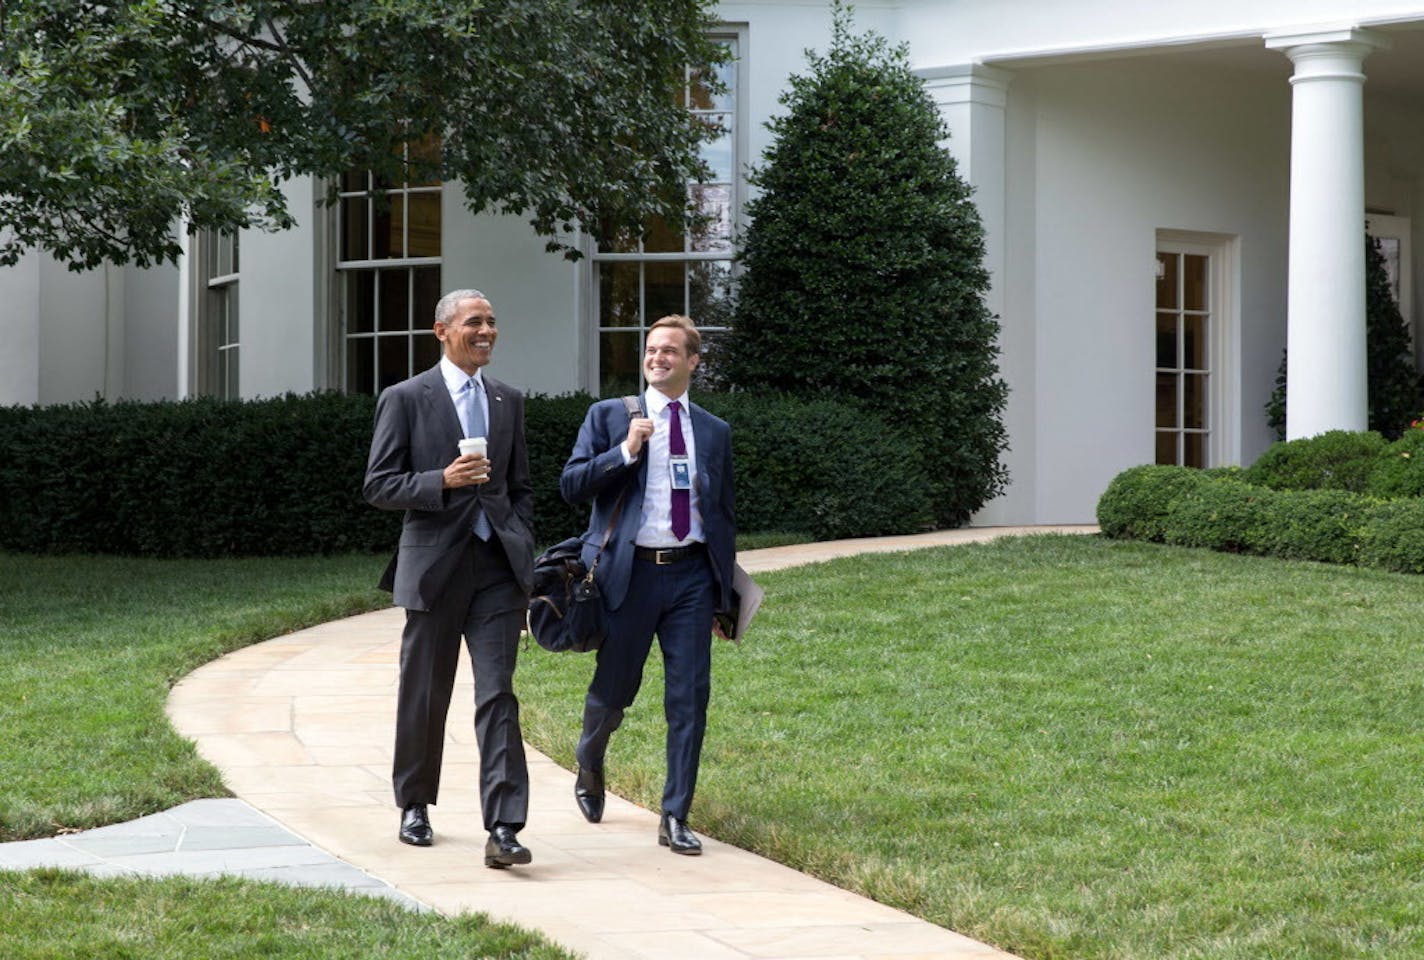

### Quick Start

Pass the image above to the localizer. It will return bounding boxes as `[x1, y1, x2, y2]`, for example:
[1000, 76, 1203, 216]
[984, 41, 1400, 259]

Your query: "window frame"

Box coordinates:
[581, 25, 747, 396]
[191, 229, 240, 400]
[1154, 230, 1238, 468]
[334, 149, 444, 397]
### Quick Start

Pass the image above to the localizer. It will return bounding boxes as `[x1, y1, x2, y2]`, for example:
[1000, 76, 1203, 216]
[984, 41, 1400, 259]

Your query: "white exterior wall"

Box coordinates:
[1005, 59, 1291, 522]
[37, 259, 124, 405]
[238, 177, 320, 398]
[442, 195, 581, 396]
[0, 252, 40, 406]
[122, 258, 179, 401]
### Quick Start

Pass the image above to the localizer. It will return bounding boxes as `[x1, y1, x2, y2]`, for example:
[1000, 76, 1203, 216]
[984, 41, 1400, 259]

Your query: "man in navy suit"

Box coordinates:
[560, 314, 737, 855]
[364, 288, 536, 868]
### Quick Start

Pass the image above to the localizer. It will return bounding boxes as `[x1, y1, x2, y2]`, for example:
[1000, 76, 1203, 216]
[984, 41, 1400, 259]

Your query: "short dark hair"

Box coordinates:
[434, 288, 490, 326]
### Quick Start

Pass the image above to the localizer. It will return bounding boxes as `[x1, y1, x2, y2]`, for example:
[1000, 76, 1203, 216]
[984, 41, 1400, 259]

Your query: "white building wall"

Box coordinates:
[1007, 59, 1291, 522]
[122, 259, 180, 401]
[36, 258, 124, 405]
[239, 177, 320, 398]
[441, 194, 582, 396]
[0, 252, 40, 406]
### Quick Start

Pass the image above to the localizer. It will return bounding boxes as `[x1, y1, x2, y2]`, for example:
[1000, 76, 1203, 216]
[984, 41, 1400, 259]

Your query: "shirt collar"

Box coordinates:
[440, 356, 483, 393]
[644, 387, 689, 418]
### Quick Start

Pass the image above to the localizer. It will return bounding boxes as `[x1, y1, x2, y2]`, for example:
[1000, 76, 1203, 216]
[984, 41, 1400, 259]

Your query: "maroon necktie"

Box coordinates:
[668, 401, 690, 542]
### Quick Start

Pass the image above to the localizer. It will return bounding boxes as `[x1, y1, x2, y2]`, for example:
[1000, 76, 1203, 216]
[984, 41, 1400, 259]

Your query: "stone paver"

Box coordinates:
[7, 526, 1096, 958]
[0, 797, 422, 908]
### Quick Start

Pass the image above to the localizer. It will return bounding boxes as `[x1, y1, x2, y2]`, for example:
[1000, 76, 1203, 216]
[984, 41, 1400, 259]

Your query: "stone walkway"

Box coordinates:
[7, 525, 1096, 959]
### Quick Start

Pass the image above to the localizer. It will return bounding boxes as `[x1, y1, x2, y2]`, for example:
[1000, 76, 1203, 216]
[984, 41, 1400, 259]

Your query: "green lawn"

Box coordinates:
[4, 536, 1423, 959]
[0, 551, 391, 840]
[516, 535, 1424, 959]
[0, 550, 576, 959]
[0, 871, 574, 960]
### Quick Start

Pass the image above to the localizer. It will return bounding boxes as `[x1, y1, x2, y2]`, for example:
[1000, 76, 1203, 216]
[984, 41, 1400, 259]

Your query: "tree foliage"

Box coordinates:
[724, 6, 1008, 526]
[0, 0, 725, 270]
[1266, 235, 1422, 439]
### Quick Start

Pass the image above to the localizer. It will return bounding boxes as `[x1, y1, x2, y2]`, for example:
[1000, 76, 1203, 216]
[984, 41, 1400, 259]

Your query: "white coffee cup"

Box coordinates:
[458, 437, 487, 458]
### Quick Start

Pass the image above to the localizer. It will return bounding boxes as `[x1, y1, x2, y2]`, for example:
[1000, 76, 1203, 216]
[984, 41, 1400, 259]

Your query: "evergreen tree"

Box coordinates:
[724, 7, 1008, 526]
[1364, 236, 1421, 437]
[1266, 235, 1421, 440]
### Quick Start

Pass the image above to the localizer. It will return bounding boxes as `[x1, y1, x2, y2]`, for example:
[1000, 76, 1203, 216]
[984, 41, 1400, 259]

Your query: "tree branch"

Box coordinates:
[196, 13, 313, 90]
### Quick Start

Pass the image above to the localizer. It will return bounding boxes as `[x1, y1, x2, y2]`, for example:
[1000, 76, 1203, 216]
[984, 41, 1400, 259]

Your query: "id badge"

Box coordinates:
[669, 455, 692, 490]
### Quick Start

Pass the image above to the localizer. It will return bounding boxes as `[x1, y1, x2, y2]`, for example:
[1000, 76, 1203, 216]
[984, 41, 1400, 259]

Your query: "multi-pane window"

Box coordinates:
[199, 231, 239, 400]
[591, 37, 740, 396]
[1155, 249, 1211, 467]
[338, 141, 442, 395]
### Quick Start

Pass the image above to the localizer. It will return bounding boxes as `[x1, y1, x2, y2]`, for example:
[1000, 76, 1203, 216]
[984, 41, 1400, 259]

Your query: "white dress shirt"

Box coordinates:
[628, 387, 704, 547]
[440, 356, 488, 437]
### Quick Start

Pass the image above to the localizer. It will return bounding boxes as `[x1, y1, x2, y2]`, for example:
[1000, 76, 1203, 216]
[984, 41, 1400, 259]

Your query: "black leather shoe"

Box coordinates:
[658, 814, 702, 855]
[398, 804, 432, 846]
[484, 825, 532, 868]
[574, 766, 605, 823]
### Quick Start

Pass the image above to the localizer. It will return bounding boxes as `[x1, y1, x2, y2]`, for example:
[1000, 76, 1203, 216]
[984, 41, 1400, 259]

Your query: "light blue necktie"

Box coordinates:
[463, 378, 493, 541]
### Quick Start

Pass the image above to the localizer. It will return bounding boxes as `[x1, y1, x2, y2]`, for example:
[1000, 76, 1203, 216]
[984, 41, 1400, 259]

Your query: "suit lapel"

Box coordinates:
[421, 365, 462, 444]
[484, 376, 507, 445]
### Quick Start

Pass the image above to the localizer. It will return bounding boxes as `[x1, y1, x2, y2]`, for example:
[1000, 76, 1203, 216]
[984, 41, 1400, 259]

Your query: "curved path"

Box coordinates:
[165, 526, 1094, 960]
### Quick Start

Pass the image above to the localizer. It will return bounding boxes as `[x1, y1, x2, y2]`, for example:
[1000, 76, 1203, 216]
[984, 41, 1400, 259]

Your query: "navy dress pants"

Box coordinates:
[577, 551, 714, 821]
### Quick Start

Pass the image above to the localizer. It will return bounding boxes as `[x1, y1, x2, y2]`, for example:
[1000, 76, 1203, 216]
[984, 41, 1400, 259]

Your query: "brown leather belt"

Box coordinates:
[633, 543, 706, 565]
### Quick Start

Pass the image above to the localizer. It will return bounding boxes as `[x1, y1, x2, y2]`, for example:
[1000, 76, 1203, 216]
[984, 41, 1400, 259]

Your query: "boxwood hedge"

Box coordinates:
[0, 390, 935, 557]
[1098, 441, 1424, 575]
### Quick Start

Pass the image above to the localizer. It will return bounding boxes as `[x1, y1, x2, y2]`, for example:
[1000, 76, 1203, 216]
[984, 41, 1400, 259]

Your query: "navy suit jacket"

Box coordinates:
[560, 396, 736, 614]
[364, 365, 536, 611]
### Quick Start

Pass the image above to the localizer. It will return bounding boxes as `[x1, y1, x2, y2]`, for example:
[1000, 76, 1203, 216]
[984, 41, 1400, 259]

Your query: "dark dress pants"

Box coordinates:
[392, 534, 529, 831]
[576, 551, 714, 821]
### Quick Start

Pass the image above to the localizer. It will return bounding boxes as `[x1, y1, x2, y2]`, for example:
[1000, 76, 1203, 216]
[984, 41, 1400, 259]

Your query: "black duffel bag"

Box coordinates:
[526, 396, 642, 653]
[527, 537, 608, 653]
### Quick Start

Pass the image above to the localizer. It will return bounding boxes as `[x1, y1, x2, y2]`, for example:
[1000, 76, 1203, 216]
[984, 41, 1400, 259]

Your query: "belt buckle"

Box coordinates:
[654, 548, 674, 565]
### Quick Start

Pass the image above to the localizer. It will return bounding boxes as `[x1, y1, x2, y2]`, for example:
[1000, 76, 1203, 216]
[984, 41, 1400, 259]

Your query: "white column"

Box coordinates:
[1265, 27, 1387, 439]
[918, 63, 1028, 524]
[919, 64, 1013, 321]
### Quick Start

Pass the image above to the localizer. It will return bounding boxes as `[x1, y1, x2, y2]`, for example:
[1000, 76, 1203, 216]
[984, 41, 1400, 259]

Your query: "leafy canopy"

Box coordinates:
[725, 5, 1009, 525]
[0, 0, 725, 270]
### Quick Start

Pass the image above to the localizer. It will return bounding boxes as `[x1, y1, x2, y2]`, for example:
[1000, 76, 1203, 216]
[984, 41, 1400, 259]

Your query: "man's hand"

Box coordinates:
[625, 417, 654, 457]
[442, 453, 491, 488]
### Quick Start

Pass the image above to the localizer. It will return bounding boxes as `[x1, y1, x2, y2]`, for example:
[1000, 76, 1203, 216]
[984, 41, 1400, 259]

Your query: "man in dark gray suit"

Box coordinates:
[364, 288, 536, 868]
[560, 314, 737, 855]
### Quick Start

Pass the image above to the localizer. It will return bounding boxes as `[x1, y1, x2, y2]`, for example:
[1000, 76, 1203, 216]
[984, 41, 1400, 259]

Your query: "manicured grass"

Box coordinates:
[515, 535, 1424, 960]
[0, 552, 391, 840]
[0, 550, 575, 959]
[0, 870, 575, 959]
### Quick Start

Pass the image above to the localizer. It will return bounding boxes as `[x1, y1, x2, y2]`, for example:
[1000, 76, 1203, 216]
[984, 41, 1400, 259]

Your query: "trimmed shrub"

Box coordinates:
[1251, 488, 1370, 565]
[700, 393, 935, 540]
[723, 8, 1008, 527]
[1097, 463, 1399, 572]
[0, 390, 926, 557]
[1366, 428, 1424, 499]
[524, 391, 600, 546]
[1162, 478, 1272, 554]
[1240, 430, 1387, 493]
[1096, 464, 1211, 541]
[1358, 499, 1424, 573]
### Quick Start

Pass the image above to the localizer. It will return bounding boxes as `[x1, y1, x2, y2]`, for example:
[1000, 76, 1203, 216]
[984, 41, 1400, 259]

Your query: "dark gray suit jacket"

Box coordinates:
[559, 396, 736, 614]
[364, 364, 535, 611]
